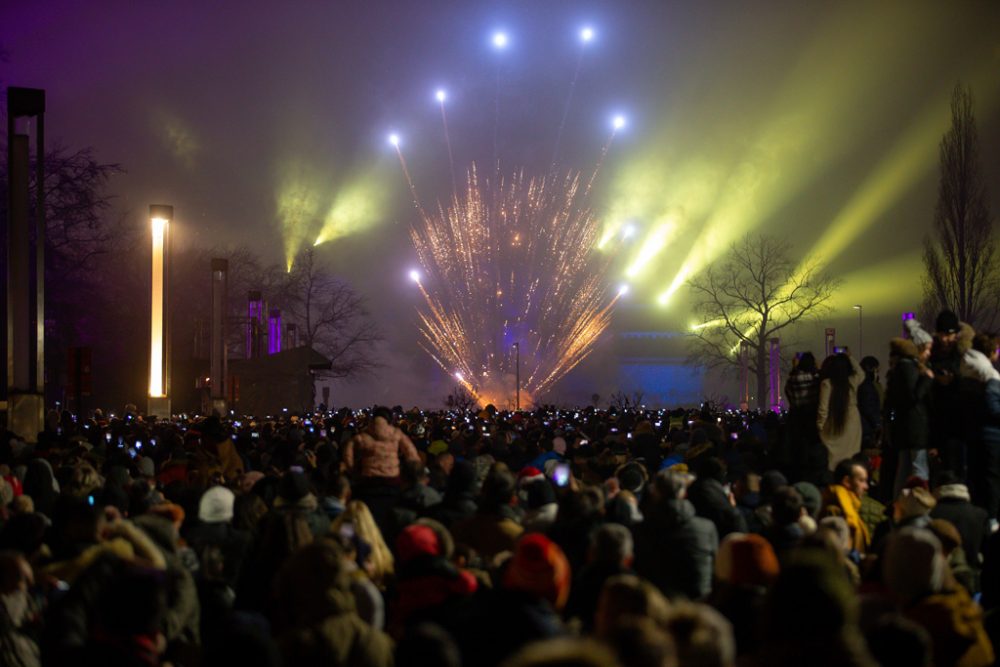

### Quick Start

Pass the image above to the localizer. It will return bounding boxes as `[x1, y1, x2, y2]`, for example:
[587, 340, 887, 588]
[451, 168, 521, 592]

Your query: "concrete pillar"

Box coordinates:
[5, 88, 46, 441]
[210, 258, 228, 414]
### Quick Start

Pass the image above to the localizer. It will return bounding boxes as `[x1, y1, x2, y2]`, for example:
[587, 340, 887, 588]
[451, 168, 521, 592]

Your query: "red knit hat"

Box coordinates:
[503, 533, 571, 610]
[714, 533, 780, 587]
[396, 524, 441, 564]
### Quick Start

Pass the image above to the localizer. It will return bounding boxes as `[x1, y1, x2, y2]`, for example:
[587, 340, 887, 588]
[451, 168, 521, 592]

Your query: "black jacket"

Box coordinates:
[931, 489, 990, 567]
[884, 349, 932, 451]
[633, 498, 718, 600]
[857, 377, 881, 443]
[687, 477, 747, 538]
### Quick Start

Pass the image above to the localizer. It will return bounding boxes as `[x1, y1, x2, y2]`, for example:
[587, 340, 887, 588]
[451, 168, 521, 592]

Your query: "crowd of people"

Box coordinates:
[0, 308, 998, 666]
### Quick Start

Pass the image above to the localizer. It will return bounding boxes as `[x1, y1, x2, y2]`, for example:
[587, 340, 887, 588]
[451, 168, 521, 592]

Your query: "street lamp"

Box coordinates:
[853, 305, 863, 357]
[512, 342, 520, 411]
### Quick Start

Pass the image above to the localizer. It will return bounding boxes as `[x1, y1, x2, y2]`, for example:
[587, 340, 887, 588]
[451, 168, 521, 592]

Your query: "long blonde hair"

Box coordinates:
[330, 500, 394, 586]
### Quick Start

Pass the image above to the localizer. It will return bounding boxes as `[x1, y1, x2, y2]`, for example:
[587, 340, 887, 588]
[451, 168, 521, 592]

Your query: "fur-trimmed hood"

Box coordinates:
[935, 483, 972, 502]
[961, 349, 1000, 382]
[890, 337, 920, 359]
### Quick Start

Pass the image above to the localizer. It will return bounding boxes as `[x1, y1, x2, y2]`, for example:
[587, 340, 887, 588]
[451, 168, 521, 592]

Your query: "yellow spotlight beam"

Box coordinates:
[789, 66, 999, 295]
[653, 6, 942, 305]
[827, 252, 924, 314]
[625, 218, 676, 278]
[313, 165, 388, 247]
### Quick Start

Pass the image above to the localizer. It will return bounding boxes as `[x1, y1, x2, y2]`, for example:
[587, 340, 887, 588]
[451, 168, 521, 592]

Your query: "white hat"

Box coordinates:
[198, 485, 235, 523]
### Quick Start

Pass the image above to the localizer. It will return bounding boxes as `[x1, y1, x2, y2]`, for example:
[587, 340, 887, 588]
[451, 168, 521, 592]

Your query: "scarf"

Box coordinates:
[830, 484, 871, 553]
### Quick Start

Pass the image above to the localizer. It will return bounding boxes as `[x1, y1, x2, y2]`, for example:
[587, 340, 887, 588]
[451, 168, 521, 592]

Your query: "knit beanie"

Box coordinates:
[714, 533, 780, 588]
[518, 466, 546, 486]
[504, 533, 572, 610]
[904, 318, 934, 347]
[136, 457, 156, 478]
[935, 310, 960, 335]
[396, 524, 441, 564]
[792, 482, 822, 519]
[198, 485, 235, 523]
[428, 440, 449, 456]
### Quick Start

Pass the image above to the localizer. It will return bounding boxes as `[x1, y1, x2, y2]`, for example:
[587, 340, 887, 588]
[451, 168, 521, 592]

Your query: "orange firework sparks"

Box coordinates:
[409, 163, 620, 407]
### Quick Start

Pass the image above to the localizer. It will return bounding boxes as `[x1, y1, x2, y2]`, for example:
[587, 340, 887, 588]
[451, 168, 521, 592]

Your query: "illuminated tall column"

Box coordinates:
[247, 290, 264, 359]
[148, 204, 172, 418]
[738, 340, 749, 410]
[769, 337, 781, 413]
[268, 309, 282, 355]
[5, 88, 46, 441]
[210, 258, 228, 414]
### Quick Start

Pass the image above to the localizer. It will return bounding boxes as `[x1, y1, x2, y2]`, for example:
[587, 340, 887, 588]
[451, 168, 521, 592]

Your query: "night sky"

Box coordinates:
[3, 1, 999, 406]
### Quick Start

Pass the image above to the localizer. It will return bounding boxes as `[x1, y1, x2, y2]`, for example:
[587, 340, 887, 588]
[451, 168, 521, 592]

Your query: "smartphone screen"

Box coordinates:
[553, 463, 570, 487]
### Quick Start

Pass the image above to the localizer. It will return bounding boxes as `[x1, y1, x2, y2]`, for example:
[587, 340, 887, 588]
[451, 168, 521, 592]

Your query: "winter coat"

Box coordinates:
[958, 349, 1000, 446]
[389, 554, 477, 637]
[633, 497, 718, 600]
[930, 342, 964, 444]
[905, 585, 995, 667]
[884, 341, 932, 451]
[273, 543, 394, 667]
[983, 377, 1000, 449]
[133, 515, 201, 648]
[687, 477, 747, 538]
[857, 377, 882, 444]
[817, 356, 865, 469]
[930, 487, 989, 567]
[277, 613, 393, 667]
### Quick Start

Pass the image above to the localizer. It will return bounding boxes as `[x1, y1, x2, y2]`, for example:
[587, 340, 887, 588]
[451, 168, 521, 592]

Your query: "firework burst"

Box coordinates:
[410, 164, 622, 407]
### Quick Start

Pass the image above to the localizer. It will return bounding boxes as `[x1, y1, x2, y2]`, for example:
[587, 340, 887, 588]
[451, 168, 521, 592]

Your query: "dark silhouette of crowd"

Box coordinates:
[0, 309, 997, 666]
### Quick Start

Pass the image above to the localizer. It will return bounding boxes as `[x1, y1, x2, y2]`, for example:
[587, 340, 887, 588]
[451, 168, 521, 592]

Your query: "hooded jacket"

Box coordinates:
[273, 539, 393, 667]
[633, 497, 718, 600]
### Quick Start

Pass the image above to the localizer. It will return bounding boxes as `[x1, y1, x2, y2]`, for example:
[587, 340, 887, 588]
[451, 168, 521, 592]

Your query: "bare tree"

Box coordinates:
[445, 385, 477, 411]
[922, 83, 998, 328]
[282, 247, 381, 379]
[0, 138, 128, 401]
[609, 389, 645, 411]
[688, 233, 839, 409]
